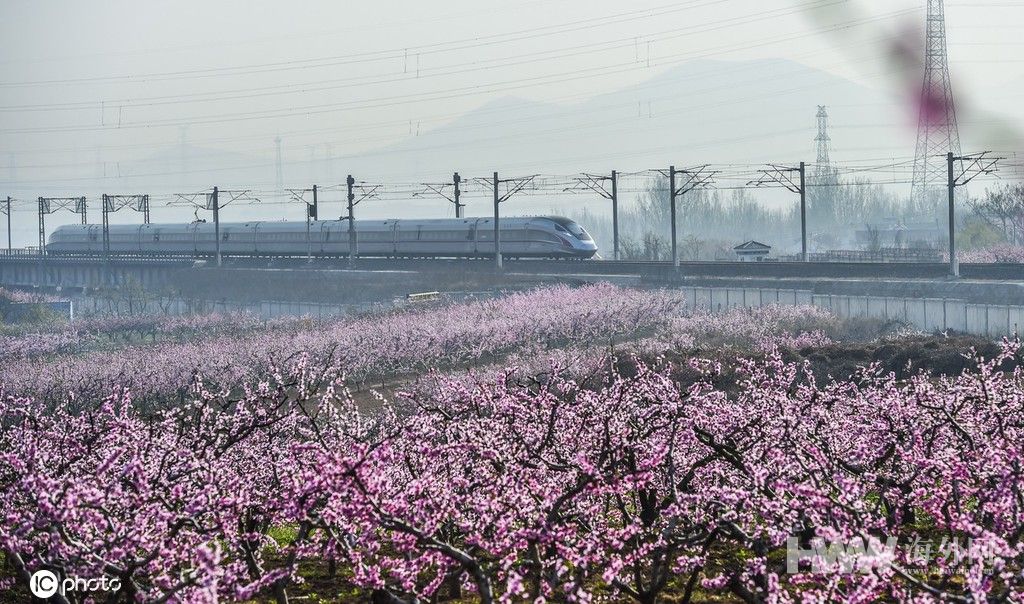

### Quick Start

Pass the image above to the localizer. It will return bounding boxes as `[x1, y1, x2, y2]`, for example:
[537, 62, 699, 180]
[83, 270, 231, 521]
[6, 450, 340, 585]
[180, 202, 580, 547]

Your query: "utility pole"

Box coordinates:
[347, 175, 356, 263]
[947, 152, 956, 277]
[211, 186, 220, 267]
[338, 177, 380, 264]
[102, 194, 111, 282]
[660, 166, 717, 268]
[453, 172, 463, 218]
[799, 161, 807, 262]
[941, 151, 1001, 277]
[493, 171, 501, 270]
[473, 172, 535, 271]
[749, 165, 807, 261]
[307, 184, 318, 262]
[669, 166, 678, 267]
[565, 172, 619, 260]
[102, 194, 110, 260]
[285, 186, 319, 261]
[172, 188, 256, 267]
[311, 184, 319, 221]
[37, 197, 87, 255]
[274, 135, 284, 195]
[306, 196, 312, 263]
[611, 170, 619, 260]
[5, 197, 10, 253]
[101, 194, 149, 267]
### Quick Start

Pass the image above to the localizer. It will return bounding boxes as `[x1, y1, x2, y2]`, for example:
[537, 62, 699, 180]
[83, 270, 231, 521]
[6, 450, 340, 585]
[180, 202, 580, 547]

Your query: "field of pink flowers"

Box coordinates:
[1, 283, 1021, 604]
[960, 244, 1024, 263]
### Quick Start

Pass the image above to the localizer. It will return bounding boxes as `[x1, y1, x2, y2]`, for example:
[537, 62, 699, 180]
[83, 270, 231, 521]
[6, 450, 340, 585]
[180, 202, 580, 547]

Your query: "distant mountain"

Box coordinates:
[116, 58, 920, 222]
[125, 144, 274, 192]
[343, 58, 912, 177]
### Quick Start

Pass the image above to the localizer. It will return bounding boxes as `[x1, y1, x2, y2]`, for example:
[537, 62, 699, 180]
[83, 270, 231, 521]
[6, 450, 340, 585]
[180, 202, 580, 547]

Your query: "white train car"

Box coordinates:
[46, 216, 598, 259]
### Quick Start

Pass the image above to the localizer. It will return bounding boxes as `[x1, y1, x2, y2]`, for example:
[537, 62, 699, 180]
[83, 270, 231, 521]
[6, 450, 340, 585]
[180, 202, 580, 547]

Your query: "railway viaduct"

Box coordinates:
[0, 254, 192, 290]
[1, 255, 1022, 305]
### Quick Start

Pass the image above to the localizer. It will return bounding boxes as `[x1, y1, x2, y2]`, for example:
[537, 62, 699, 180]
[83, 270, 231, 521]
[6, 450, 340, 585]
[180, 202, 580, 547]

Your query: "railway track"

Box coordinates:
[2, 253, 1021, 281]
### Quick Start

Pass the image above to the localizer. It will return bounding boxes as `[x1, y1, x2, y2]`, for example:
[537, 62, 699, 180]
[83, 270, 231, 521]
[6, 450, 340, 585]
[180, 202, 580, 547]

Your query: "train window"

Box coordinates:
[467, 227, 475, 241]
[566, 223, 592, 241]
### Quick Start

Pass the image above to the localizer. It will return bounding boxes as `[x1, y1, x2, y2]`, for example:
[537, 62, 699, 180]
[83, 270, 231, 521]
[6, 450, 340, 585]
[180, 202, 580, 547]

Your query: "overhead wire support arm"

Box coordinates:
[564, 172, 619, 259]
[411, 173, 464, 217]
[37, 196, 88, 255]
[747, 162, 807, 261]
[654, 165, 718, 268]
[169, 188, 260, 266]
[747, 164, 802, 194]
[286, 186, 319, 261]
[473, 173, 538, 270]
[474, 174, 538, 203]
[342, 176, 380, 264]
[214, 189, 260, 266]
[285, 186, 319, 220]
[218, 189, 262, 207]
[952, 151, 1003, 188]
[945, 151, 1005, 278]
[1, 196, 11, 253]
[100, 194, 150, 273]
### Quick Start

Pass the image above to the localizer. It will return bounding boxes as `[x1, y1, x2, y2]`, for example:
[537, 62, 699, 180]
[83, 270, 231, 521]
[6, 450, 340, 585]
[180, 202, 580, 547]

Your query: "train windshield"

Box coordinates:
[549, 217, 593, 241]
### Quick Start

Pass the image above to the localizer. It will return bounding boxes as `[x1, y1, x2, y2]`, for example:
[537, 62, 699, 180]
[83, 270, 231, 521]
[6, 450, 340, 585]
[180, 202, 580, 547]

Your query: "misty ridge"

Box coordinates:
[11, 56, 1020, 258]
[5, 57, 965, 254]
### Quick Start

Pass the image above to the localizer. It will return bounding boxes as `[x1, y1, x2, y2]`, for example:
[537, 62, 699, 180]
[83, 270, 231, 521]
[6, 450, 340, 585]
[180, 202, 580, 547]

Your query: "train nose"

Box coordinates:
[576, 239, 598, 257]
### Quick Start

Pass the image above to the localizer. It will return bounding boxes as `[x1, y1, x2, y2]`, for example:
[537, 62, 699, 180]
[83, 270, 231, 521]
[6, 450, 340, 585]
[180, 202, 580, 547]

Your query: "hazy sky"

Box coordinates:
[2, 0, 1021, 175]
[0, 0, 1022, 243]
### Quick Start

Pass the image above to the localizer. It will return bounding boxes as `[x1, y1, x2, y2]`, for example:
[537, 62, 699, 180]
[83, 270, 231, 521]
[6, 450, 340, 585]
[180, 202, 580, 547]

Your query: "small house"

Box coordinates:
[734, 240, 771, 262]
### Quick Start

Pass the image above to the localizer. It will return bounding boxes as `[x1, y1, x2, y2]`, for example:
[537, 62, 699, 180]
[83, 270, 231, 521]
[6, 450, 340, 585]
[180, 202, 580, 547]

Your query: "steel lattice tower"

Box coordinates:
[910, 0, 962, 208]
[813, 106, 838, 186]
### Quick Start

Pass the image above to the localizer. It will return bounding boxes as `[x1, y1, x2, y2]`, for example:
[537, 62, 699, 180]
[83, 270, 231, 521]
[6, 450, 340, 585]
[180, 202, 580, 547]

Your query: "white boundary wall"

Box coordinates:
[680, 286, 1022, 338]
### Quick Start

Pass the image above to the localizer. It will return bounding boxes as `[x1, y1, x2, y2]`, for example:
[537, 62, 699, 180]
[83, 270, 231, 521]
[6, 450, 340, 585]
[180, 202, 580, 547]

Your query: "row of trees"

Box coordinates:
[572, 177, 1024, 261]
[970, 183, 1024, 245]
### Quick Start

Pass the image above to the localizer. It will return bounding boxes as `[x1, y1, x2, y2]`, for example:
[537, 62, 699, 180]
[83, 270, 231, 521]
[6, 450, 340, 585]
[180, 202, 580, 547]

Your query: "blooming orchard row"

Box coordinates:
[2, 340, 1022, 603]
[0, 312, 316, 360]
[0, 284, 850, 406]
[959, 244, 1024, 263]
[1, 284, 681, 402]
[0, 287, 62, 304]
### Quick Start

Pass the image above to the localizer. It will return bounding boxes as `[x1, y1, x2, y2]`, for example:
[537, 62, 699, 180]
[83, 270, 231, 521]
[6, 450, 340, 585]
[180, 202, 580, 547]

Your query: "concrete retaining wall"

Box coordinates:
[682, 286, 1021, 338]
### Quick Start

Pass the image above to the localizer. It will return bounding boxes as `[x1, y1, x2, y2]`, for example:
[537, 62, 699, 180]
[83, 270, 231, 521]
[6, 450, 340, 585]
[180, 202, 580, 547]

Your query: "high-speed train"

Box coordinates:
[46, 216, 598, 259]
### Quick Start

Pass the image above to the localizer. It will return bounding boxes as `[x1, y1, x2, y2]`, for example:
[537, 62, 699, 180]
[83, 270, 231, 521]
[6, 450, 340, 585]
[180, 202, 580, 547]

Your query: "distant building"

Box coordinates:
[854, 220, 942, 248]
[734, 240, 771, 262]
